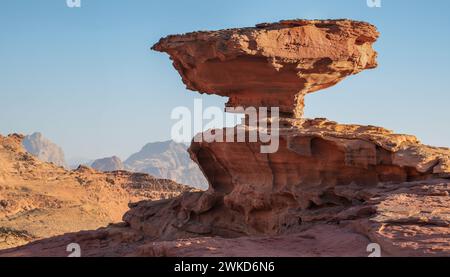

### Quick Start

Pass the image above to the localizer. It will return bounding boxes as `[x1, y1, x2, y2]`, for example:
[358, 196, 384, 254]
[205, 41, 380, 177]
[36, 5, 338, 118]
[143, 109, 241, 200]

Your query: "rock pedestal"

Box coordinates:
[138, 20, 450, 254]
[2, 19, 449, 257]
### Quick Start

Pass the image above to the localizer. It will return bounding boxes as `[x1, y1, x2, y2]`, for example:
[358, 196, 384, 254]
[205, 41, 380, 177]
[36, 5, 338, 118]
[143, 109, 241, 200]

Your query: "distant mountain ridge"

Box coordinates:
[0, 133, 191, 250]
[21, 132, 208, 189]
[22, 132, 67, 168]
[89, 141, 208, 190]
[91, 156, 124, 172]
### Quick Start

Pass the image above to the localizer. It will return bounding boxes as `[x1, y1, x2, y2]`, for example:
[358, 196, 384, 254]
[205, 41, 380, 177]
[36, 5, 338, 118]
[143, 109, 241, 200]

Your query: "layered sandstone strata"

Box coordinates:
[153, 19, 379, 117]
[0, 134, 192, 250]
[1, 19, 449, 257]
[138, 19, 450, 255]
[122, 119, 449, 241]
[3, 121, 448, 256]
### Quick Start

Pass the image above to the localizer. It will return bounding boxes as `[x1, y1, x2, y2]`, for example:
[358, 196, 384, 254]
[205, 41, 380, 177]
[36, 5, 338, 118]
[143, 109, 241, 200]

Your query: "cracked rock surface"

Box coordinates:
[153, 19, 379, 118]
[1, 19, 449, 257]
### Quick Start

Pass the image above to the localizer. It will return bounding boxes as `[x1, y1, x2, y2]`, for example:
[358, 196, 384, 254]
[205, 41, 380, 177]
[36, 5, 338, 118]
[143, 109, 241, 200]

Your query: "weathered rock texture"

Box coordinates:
[118, 119, 450, 253]
[153, 19, 379, 117]
[0, 134, 192, 250]
[2, 172, 448, 257]
[1, 19, 449, 257]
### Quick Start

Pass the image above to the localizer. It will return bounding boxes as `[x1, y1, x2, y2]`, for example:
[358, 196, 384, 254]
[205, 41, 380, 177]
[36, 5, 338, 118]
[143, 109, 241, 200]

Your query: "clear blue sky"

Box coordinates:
[1, 0, 449, 161]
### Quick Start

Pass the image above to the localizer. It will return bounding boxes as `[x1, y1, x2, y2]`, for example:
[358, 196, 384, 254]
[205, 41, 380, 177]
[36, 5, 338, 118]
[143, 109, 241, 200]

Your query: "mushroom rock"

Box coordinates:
[152, 19, 379, 117]
[144, 19, 450, 254]
[2, 19, 449, 257]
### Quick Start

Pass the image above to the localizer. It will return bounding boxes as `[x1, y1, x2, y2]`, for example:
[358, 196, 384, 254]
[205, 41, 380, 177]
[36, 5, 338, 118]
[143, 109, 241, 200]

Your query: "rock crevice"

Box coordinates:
[1, 19, 449, 257]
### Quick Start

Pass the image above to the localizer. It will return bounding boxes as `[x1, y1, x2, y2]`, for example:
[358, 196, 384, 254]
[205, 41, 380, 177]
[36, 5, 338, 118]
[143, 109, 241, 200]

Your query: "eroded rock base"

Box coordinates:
[2, 119, 449, 257]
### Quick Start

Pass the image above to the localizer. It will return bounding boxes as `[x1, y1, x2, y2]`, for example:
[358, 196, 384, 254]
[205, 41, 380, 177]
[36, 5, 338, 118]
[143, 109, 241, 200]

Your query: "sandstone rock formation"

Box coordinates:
[124, 141, 208, 189]
[112, 119, 450, 255]
[0, 134, 192, 250]
[23, 132, 67, 168]
[91, 156, 125, 172]
[152, 19, 379, 117]
[1, 19, 449, 257]
[2, 171, 448, 257]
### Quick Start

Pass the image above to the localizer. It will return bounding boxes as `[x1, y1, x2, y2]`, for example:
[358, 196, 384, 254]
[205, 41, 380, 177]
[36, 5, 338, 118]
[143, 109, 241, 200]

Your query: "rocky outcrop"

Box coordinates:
[0, 134, 192, 250]
[1, 19, 449, 257]
[91, 156, 124, 172]
[120, 120, 450, 245]
[153, 19, 379, 118]
[124, 141, 208, 189]
[142, 20, 449, 255]
[2, 178, 447, 257]
[23, 132, 67, 168]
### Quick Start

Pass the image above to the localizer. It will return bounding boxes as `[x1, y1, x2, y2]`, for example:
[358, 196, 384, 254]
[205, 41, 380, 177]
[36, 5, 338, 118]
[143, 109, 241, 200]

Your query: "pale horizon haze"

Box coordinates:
[1, 0, 449, 161]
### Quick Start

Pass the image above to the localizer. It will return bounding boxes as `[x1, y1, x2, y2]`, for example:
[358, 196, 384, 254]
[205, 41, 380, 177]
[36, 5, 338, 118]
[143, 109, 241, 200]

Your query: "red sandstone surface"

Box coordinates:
[153, 19, 379, 117]
[1, 19, 448, 257]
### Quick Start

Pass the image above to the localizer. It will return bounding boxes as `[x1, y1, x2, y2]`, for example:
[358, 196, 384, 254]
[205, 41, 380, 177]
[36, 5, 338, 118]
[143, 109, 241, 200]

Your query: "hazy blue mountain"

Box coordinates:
[91, 156, 125, 172]
[124, 141, 208, 189]
[23, 132, 67, 168]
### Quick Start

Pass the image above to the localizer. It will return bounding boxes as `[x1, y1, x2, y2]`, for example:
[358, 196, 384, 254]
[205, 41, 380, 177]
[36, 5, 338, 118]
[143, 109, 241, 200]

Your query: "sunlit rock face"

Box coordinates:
[3, 19, 449, 258]
[152, 19, 379, 117]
